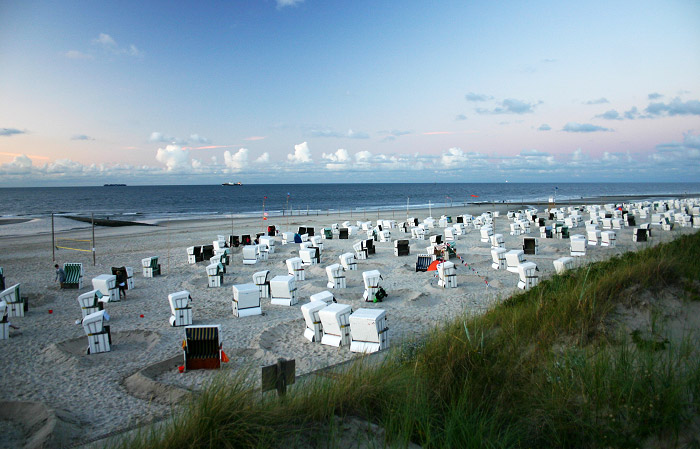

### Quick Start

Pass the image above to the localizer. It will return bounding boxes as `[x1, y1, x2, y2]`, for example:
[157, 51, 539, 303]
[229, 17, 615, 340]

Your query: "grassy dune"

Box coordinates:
[117, 231, 700, 449]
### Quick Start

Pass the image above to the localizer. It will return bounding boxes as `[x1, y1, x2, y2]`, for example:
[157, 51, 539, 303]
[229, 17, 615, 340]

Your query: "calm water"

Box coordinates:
[2, 183, 699, 221]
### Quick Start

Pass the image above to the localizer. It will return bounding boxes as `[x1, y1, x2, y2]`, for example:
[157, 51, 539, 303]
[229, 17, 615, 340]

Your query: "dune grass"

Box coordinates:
[115, 231, 700, 449]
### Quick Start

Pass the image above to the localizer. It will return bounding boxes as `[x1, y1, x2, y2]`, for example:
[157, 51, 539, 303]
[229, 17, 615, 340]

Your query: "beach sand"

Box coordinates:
[0, 200, 695, 448]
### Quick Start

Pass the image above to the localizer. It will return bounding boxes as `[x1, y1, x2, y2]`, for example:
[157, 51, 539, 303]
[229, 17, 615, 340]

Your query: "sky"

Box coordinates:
[1, 0, 699, 186]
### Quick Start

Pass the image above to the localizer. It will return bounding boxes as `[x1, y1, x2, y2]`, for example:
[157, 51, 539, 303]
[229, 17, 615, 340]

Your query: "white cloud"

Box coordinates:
[93, 33, 117, 47]
[0, 154, 33, 174]
[255, 152, 270, 163]
[1, 128, 25, 137]
[277, 0, 304, 7]
[71, 134, 94, 141]
[476, 98, 540, 114]
[562, 122, 612, 132]
[440, 148, 470, 168]
[189, 134, 210, 144]
[646, 97, 700, 116]
[92, 33, 143, 58]
[149, 131, 207, 145]
[287, 142, 313, 164]
[322, 148, 351, 163]
[224, 148, 249, 171]
[156, 145, 190, 171]
[310, 128, 369, 139]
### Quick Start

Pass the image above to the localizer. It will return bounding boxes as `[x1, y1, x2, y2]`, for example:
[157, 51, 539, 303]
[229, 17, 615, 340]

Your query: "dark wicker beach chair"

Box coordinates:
[394, 240, 410, 256]
[183, 325, 222, 371]
[415, 254, 432, 272]
[62, 263, 83, 289]
[339, 228, 349, 239]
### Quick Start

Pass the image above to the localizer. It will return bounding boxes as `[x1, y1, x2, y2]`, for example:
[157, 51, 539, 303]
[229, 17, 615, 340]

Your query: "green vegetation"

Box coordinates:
[117, 231, 700, 448]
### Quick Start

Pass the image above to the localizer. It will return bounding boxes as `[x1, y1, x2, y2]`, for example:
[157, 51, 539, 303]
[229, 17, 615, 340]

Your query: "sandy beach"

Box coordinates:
[0, 199, 696, 448]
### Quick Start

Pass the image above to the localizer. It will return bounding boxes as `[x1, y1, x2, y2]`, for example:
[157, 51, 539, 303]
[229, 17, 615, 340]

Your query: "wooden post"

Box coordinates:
[262, 358, 295, 398]
[91, 213, 96, 266]
[51, 213, 55, 262]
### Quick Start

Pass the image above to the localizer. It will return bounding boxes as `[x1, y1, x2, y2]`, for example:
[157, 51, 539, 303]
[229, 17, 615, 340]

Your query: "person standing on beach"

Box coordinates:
[55, 264, 66, 287]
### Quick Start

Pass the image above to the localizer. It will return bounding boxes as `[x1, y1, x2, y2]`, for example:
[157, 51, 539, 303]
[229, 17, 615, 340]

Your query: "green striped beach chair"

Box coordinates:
[141, 257, 161, 277]
[63, 263, 83, 289]
[0, 284, 25, 318]
[183, 325, 222, 371]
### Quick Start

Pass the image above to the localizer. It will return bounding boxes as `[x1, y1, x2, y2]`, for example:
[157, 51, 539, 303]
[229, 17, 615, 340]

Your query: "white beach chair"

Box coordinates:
[270, 275, 298, 306]
[353, 241, 367, 260]
[142, 257, 161, 277]
[553, 257, 574, 274]
[340, 252, 357, 271]
[491, 247, 507, 270]
[286, 257, 305, 281]
[326, 264, 346, 289]
[349, 308, 389, 353]
[83, 310, 111, 354]
[282, 232, 295, 245]
[587, 228, 601, 246]
[92, 275, 119, 302]
[479, 226, 493, 243]
[411, 227, 425, 240]
[505, 250, 525, 273]
[168, 290, 193, 326]
[519, 220, 531, 234]
[362, 270, 383, 302]
[570, 235, 587, 257]
[437, 261, 457, 288]
[187, 246, 198, 264]
[206, 263, 224, 287]
[259, 236, 276, 254]
[517, 262, 539, 290]
[0, 284, 24, 318]
[490, 234, 505, 249]
[242, 246, 258, 265]
[124, 266, 134, 289]
[256, 244, 268, 262]
[253, 270, 271, 299]
[319, 303, 352, 347]
[310, 235, 323, 251]
[510, 223, 521, 236]
[0, 300, 8, 340]
[299, 247, 319, 266]
[444, 227, 457, 242]
[77, 289, 105, 319]
[310, 290, 335, 305]
[232, 283, 262, 317]
[301, 301, 327, 342]
[379, 229, 391, 242]
[601, 231, 616, 247]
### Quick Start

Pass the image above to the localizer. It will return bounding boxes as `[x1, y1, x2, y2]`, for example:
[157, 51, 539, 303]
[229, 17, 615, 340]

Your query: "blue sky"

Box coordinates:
[1, 0, 699, 186]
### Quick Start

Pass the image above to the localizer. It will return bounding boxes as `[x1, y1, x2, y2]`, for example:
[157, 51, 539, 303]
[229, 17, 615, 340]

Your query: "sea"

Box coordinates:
[2, 182, 700, 225]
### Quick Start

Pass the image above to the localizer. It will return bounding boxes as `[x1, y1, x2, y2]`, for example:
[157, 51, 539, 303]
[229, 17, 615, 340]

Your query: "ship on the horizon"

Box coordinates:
[221, 181, 243, 186]
[104, 183, 127, 186]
